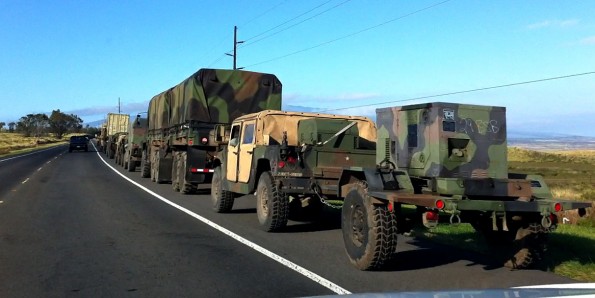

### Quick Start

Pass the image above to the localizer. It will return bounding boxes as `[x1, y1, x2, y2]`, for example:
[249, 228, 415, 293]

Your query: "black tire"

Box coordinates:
[172, 152, 181, 192]
[127, 153, 136, 172]
[211, 167, 235, 212]
[140, 150, 150, 178]
[179, 152, 195, 194]
[341, 182, 398, 270]
[256, 171, 288, 232]
[504, 223, 548, 269]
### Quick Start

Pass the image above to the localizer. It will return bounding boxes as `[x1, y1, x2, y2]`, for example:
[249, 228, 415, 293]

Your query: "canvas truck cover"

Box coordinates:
[148, 69, 282, 130]
[376, 102, 507, 179]
[106, 113, 130, 136]
[234, 110, 376, 146]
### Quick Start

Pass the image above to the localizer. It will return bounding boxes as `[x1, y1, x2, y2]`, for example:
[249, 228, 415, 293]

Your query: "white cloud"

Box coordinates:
[526, 19, 580, 30]
[580, 36, 595, 45]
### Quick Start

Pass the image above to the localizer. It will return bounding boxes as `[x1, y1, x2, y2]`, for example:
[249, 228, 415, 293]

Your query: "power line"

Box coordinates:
[243, 0, 452, 68]
[319, 71, 595, 112]
[202, 1, 287, 68]
[240, 0, 288, 28]
[243, 0, 334, 43]
[240, 0, 352, 49]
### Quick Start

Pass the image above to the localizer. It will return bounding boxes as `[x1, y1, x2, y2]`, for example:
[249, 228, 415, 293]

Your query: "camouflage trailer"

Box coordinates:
[338, 102, 592, 270]
[122, 116, 147, 172]
[142, 68, 282, 193]
[211, 110, 377, 232]
[104, 113, 130, 159]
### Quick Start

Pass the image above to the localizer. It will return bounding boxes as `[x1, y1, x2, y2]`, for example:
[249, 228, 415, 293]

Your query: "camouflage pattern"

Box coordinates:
[144, 69, 282, 187]
[219, 111, 377, 196]
[148, 69, 282, 130]
[376, 102, 516, 196]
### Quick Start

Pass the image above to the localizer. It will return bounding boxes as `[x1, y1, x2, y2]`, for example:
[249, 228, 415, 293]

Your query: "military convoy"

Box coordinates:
[210, 102, 592, 270]
[113, 116, 147, 172]
[100, 113, 130, 159]
[98, 68, 592, 272]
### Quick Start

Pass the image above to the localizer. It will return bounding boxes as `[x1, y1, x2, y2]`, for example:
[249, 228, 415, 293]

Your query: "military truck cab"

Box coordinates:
[212, 110, 377, 231]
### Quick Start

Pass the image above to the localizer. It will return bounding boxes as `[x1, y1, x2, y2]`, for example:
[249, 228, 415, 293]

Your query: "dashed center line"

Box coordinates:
[37, 167, 43, 172]
[22, 178, 30, 184]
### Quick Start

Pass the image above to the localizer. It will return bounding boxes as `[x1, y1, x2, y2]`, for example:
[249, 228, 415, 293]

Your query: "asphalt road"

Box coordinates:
[0, 144, 579, 297]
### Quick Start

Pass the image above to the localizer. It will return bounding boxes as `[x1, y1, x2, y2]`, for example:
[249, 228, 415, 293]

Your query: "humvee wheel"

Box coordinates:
[140, 150, 150, 178]
[256, 171, 288, 232]
[211, 167, 235, 213]
[504, 223, 548, 269]
[341, 182, 398, 270]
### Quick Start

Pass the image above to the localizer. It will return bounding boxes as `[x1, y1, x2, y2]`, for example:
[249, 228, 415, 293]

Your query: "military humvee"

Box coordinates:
[211, 110, 377, 232]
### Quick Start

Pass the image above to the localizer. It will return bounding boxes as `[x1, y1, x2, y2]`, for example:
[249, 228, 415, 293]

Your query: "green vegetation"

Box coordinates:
[409, 147, 595, 281]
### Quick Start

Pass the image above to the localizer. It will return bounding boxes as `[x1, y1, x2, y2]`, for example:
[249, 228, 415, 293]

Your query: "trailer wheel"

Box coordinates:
[504, 223, 547, 269]
[140, 150, 150, 178]
[342, 182, 398, 270]
[256, 171, 288, 232]
[211, 167, 234, 213]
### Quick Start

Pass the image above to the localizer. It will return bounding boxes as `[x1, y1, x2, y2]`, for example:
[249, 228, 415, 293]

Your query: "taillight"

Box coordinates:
[435, 200, 445, 210]
[554, 202, 562, 212]
[287, 156, 297, 164]
[426, 211, 439, 221]
[201, 137, 208, 145]
[278, 161, 285, 169]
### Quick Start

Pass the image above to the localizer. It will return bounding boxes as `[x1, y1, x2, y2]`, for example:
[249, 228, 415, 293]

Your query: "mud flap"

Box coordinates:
[187, 147, 212, 184]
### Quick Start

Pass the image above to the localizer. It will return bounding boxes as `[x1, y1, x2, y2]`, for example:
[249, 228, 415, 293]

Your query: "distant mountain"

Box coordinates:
[509, 135, 595, 151]
[84, 119, 104, 127]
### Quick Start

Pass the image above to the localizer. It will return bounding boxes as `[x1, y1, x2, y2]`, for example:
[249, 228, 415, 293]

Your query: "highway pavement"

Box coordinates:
[0, 143, 579, 297]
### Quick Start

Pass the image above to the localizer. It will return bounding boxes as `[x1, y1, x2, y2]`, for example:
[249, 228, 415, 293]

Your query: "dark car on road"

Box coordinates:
[69, 135, 89, 152]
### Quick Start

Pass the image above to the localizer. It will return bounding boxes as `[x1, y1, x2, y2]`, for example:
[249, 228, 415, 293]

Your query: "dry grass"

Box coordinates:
[0, 132, 66, 157]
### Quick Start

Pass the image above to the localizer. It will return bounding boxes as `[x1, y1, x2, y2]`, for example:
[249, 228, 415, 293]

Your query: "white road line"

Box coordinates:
[0, 146, 62, 163]
[22, 178, 30, 184]
[37, 167, 43, 172]
[91, 142, 351, 295]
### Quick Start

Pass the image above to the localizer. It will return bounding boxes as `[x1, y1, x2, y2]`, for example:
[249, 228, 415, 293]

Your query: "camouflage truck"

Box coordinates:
[337, 102, 592, 270]
[211, 110, 377, 231]
[142, 68, 282, 193]
[122, 116, 147, 172]
[104, 113, 130, 159]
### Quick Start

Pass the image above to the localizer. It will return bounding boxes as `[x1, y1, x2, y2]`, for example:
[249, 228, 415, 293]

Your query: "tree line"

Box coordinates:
[0, 109, 98, 139]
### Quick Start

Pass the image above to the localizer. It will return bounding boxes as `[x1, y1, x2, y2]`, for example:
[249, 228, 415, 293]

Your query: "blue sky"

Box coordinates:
[1, 0, 594, 137]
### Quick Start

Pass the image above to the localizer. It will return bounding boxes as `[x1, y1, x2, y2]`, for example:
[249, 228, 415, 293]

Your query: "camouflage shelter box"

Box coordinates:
[233, 110, 377, 146]
[376, 102, 507, 179]
[148, 69, 282, 130]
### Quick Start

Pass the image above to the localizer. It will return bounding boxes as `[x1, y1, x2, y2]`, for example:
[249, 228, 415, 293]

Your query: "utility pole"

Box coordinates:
[226, 26, 244, 70]
[118, 97, 121, 114]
